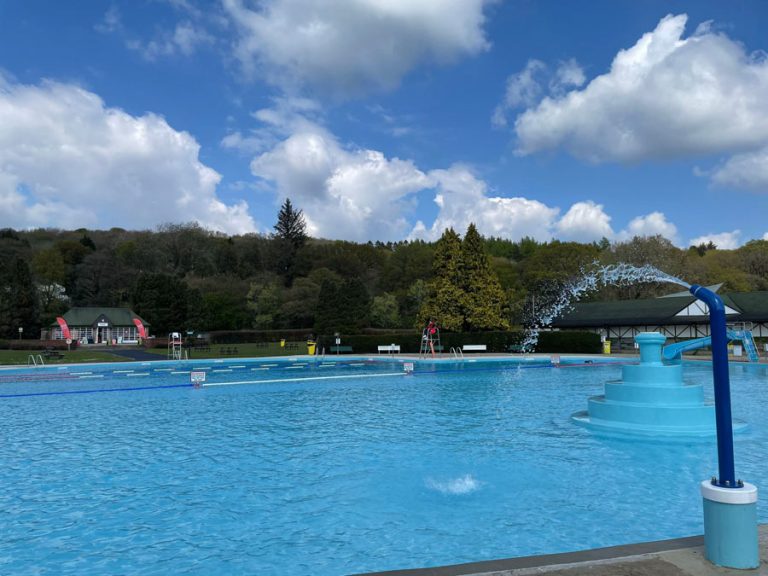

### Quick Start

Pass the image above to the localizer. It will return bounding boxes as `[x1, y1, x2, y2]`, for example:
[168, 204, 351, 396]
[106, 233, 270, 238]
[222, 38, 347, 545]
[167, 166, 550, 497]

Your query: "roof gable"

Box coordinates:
[59, 307, 149, 327]
[554, 290, 768, 327]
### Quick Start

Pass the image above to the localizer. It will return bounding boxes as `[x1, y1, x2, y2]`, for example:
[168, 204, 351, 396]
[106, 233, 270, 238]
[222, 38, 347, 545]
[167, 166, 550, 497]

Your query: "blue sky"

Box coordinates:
[2, 1, 768, 248]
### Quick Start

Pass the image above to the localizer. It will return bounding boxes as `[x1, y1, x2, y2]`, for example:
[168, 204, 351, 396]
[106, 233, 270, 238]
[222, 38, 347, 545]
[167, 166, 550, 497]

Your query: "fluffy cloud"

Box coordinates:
[0, 78, 255, 233]
[514, 14, 768, 164]
[689, 230, 742, 250]
[555, 201, 613, 243]
[620, 211, 680, 244]
[246, 103, 686, 244]
[250, 122, 430, 240]
[493, 59, 584, 128]
[412, 166, 560, 241]
[223, 0, 494, 96]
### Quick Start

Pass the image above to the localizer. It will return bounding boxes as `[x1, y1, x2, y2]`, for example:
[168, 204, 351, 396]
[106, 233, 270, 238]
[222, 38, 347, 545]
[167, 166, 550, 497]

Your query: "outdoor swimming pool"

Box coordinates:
[1, 356, 766, 574]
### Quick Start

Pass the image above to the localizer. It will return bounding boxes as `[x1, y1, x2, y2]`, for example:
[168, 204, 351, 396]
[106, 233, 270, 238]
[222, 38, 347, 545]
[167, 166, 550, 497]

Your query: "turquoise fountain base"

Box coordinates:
[572, 332, 747, 438]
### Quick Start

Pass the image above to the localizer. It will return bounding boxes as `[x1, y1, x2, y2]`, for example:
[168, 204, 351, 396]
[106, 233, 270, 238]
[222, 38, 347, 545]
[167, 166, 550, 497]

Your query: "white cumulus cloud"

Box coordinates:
[0, 78, 255, 233]
[223, 0, 494, 96]
[249, 121, 430, 241]
[689, 230, 742, 249]
[514, 14, 768, 164]
[411, 166, 560, 242]
[620, 211, 680, 244]
[555, 201, 613, 243]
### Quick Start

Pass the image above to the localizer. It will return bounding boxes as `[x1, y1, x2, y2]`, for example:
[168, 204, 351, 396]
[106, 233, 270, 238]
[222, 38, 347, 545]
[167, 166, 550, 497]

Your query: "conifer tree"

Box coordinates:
[460, 223, 509, 331]
[419, 228, 465, 331]
[273, 198, 308, 286]
[273, 198, 307, 248]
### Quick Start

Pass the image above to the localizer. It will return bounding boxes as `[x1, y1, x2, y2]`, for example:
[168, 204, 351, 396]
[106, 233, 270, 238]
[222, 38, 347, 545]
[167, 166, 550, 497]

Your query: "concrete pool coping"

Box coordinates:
[356, 524, 767, 575]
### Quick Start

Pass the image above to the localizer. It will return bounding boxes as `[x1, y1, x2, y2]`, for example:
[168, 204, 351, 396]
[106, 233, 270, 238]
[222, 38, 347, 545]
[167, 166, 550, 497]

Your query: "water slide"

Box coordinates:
[662, 330, 760, 362]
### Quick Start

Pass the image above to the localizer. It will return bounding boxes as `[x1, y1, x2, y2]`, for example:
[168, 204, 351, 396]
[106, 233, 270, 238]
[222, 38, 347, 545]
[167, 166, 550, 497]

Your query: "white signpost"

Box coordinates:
[191, 371, 206, 388]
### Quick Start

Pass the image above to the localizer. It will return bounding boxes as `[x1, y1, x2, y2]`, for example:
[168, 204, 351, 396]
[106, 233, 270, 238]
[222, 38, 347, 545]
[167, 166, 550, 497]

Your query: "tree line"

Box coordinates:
[1, 199, 767, 339]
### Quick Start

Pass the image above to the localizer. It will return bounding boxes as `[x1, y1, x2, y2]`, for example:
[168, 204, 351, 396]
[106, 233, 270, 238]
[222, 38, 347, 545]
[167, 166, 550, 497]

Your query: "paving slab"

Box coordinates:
[357, 525, 767, 576]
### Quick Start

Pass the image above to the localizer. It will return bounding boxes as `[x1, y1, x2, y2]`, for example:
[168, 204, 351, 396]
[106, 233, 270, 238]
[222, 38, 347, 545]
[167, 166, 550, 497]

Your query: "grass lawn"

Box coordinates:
[142, 341, 310, 359]
[0, 349, 132, 366]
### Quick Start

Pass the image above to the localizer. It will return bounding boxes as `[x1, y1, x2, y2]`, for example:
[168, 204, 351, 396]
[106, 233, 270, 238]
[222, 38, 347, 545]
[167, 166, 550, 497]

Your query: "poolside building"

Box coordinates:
[48, 307, 150, 345]
[553, 286, 768, 350]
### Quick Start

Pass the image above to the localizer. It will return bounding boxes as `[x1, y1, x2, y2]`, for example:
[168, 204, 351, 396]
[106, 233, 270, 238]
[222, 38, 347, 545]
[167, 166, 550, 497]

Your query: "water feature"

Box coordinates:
[524, 265, 759, 568]
[572, 331, 746, 437]
[521, 263, 689, 352]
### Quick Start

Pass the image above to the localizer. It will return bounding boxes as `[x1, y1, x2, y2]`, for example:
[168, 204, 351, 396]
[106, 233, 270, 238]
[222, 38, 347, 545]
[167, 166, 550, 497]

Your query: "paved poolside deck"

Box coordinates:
[358, 524, 767, 575]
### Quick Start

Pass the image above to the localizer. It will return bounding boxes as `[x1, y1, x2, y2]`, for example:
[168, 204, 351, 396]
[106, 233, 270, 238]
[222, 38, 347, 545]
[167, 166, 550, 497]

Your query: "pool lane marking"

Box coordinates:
[0, 383, 193, 399]
[78, 375, 104, 379]
[114, 370, 134, 374]
[127, 373, 150, 377]
[71, 372, 92, 375]
[172, 371, 190, 375]
[213, 369, 233, 373]
[202, 372, 406, 388]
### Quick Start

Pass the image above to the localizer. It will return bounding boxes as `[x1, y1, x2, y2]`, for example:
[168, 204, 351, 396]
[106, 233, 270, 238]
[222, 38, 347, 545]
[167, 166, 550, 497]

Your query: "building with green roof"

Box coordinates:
[552, 286, 768, 351]
[50, 307, 150, 345]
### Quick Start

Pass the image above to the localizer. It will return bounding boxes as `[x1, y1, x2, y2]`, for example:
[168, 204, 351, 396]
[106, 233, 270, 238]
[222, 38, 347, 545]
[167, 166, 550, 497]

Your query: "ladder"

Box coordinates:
[739, 331, 760, 363]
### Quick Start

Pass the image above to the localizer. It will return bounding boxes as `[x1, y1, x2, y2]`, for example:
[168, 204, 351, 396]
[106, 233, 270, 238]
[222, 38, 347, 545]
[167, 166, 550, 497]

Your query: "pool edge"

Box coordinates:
[353, 524, 768, 575]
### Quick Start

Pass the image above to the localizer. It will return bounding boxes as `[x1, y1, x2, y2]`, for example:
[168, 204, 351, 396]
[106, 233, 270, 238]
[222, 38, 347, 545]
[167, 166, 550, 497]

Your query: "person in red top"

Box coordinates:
[426, 320, 437, 357]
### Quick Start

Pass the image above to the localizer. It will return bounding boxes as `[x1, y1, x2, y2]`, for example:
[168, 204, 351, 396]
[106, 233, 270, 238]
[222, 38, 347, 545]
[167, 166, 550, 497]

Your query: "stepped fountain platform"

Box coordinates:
[572, 332, 747, 437]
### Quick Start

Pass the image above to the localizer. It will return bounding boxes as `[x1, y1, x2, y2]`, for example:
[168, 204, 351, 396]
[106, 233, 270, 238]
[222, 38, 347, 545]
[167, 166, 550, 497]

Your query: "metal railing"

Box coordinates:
[450, 347, 464, 359]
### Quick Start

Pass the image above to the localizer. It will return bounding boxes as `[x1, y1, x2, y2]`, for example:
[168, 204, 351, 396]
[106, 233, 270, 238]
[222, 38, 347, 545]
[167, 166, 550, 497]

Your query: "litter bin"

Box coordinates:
[307, 340, 316, 355]
[280, 339, 286, 348]
[602, 340, 611, 355]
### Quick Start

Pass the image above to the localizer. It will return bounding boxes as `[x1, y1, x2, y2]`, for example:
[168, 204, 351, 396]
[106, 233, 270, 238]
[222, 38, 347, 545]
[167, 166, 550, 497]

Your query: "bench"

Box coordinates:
[462, 344, 487, 352]
[330, 345, 353, 353]
[377, 344, 400, 354]
[42, 348, 64, 359]
[507, 344, 524, 353]
[220, 346, 240, 356]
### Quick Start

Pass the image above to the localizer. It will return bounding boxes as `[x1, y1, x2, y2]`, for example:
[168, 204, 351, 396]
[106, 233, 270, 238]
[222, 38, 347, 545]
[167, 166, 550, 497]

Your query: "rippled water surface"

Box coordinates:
[1, 358, 767, 575]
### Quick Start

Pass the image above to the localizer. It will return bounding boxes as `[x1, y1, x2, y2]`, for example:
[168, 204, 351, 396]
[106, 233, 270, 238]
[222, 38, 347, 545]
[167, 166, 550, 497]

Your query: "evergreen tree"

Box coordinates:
[460, 223, 509, 331]
[0, 257, 40, 339]
[272, 198, 308, 285]
[314, 277, 370, 334]
[419, 228, 465, 331]
[274, 198, 307, 248]
[132, 273, 189, 334]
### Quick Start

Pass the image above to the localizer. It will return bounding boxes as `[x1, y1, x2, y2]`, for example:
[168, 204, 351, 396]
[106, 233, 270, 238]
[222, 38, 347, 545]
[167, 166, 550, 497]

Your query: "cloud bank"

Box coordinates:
[511, 14, 768, 166]
[0, 78, 255, 233]
[223, 0, 494, 96]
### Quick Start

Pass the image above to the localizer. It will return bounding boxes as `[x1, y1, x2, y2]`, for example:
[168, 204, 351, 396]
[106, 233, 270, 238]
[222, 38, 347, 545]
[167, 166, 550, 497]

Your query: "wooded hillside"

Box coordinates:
[1, 210, 766, 338]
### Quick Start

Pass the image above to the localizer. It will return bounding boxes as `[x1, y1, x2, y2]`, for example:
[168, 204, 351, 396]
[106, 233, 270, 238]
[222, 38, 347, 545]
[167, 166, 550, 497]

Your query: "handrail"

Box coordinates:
[450, 347, 464, 359]
[37, 354, 45, 366]
[28, 354, 36, 367]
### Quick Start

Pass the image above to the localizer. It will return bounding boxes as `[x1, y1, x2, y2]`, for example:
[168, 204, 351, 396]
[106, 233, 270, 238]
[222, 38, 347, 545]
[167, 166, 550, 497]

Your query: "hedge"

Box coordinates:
[317, 330, 600, 354]
[208, 329, 316, 344]
[187, 329, 600, 354]
[8, 339, 79, 351]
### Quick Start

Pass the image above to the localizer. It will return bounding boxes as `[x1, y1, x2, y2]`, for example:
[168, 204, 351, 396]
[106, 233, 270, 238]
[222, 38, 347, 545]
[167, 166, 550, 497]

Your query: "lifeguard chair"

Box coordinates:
[419, 320, 441, 358]
[168, 332, 183, 360]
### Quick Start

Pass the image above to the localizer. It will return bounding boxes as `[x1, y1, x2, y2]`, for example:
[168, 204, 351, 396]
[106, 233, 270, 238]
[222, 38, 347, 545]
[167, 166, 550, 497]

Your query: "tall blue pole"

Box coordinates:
[688, 285, 737, 488]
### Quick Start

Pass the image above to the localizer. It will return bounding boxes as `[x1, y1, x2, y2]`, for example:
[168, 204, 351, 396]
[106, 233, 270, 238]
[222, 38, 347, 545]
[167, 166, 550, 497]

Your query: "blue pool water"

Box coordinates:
[1, 357, 766, 575]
